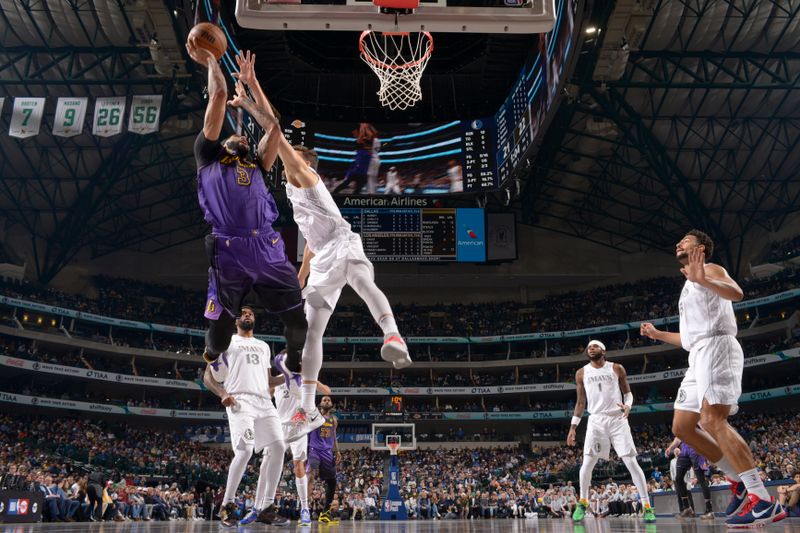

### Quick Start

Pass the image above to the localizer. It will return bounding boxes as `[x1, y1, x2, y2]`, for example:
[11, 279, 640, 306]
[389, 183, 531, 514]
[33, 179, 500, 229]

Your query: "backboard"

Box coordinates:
[235, 0, 556, 34]
[371, 423, 417, 452]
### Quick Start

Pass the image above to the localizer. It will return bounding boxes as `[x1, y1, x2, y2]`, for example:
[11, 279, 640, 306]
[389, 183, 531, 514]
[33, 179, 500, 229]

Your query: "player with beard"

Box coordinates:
[202, 306, 288, 527]
[641, 230, 787, 527]
[567, 340, 655, 524]
[185, 42, 307, 378]
[307, 395, 341, 524]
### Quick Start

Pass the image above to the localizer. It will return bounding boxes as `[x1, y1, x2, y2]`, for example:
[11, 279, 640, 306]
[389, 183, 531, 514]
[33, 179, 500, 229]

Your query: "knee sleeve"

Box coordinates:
[278, 306, 308, 370]
[206, 314, 236, 356]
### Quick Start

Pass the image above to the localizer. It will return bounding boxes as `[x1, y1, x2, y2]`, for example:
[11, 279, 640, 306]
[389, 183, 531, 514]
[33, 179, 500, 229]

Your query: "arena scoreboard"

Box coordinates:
[297, 207, 486, 263]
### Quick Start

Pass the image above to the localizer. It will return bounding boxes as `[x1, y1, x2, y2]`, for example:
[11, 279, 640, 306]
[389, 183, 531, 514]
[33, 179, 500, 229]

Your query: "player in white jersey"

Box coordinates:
[228, 55, 412, 442]
[447, 159, 463, 193]
[640, 230, 786, 527]
[567, 340, 655, 523]
[384, 166, 402, 195]
[272, 378, 331, 527]
[366, 134, 381, 194]
[202, 306, 288, 527]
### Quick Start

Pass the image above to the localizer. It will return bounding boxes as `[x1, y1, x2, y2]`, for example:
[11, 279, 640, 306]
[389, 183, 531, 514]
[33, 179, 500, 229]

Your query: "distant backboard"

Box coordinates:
[371, 423, 417, 451]
[235, 0, 556, 33]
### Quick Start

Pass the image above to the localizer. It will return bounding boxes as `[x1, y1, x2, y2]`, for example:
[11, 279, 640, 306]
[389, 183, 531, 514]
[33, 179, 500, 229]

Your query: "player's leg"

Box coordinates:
[300, 302, 334, 412]
[693, 466, 714, 518]
[575, 417, 605, 522]
[610, 418, 655, 522]
[222, 416, 256, 526]
[202, 235, 248, 362]
[675, 457, 694, 516]
[290, 437, 312, 526]
[345, 261, 411, 368]
[252, 282, 307, 375]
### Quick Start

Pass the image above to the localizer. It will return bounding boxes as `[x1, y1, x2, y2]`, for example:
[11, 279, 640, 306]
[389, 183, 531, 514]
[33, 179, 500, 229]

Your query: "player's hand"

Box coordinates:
[227, 80, 250, 109]
[567, 429, 576, 447]
[186, 35, 215, 66]
[221, 394, 237, 408]
[680, 247, 706, 284]
[617, 403, 631, 418]
[664, 447, 672, 458]
[233, 50, 257, 87]
[639, 322, 660, 340]
[336, 451, 342, 462]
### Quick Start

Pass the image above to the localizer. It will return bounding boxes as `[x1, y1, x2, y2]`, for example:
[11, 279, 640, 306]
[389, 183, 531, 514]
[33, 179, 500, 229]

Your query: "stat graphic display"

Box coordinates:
[495, 0, 576, 183]
[283, 119, 498, 195]
[297, 208, 486, 263]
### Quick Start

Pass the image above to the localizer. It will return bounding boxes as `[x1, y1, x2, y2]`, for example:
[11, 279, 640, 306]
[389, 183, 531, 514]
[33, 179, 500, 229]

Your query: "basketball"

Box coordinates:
[188, 22, 226, 61]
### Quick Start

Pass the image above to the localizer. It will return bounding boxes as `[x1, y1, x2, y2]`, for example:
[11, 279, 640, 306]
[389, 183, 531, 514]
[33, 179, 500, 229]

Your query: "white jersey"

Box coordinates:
[448, 165, 463, 192]
[286, 175, 352, 254]
[678, 279, 738, 351]
[582, 361, 622, 416]
[273, 382, 301, 423]
[209, 334, 272, 402]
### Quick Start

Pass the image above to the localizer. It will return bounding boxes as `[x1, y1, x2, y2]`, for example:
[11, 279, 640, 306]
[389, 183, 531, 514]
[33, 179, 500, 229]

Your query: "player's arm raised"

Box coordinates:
[203, 365, 236, 407]
[681, 247, 743, 301]
[186, 37, 227, 142]
[567, 368, 586, 446]
[613, 363, 632, 418]
[639, 322, 682, 347]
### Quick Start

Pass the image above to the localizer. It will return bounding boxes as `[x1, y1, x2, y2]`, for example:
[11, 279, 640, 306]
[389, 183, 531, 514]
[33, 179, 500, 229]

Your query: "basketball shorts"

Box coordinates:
[289, 437, 308, 462]
[227, 396, 283, 453]
[204, 231, 302, 320]
[583, 414, 637, 459]
[307, 448, 336, 480]
[674, 334, 743, 415]
[304, 232, 373, 310]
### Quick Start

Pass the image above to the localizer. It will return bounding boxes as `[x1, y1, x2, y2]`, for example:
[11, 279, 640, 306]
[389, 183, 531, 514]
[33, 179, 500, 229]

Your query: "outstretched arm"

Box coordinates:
[298, 243, 315, 289]
[234, 51, 282, 171]
[640, 322, 683, 347]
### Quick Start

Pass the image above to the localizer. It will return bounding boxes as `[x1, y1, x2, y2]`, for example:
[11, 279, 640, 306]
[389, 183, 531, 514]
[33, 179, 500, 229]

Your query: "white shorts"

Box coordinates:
[227, 397, 283, 453]
[674, 335, 743, 415]
[288, 436, 308, 462]
[304, 233, 373, 310]
[583, 414, 637, 459]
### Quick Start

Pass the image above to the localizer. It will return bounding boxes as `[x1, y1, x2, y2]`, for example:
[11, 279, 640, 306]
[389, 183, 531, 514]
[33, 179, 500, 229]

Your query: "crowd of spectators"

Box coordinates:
[2, 266, 798, 340]
[2, 408, 799, 523]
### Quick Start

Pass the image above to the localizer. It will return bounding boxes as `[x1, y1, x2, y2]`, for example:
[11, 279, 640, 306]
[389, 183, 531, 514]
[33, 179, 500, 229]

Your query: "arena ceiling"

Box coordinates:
[0, 0, 799, 282]
[521, 0, 800, 273]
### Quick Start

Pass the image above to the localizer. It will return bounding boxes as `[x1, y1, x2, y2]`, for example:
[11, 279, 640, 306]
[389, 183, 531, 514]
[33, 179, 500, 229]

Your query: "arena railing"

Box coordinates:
[1, 288, 797, 345]
[1, 382, 798, 421]
[1, 348, 797, 395]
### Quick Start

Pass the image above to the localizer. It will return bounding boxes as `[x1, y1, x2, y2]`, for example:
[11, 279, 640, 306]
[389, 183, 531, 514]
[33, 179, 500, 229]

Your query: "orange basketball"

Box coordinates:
[188, 22, 227, 61]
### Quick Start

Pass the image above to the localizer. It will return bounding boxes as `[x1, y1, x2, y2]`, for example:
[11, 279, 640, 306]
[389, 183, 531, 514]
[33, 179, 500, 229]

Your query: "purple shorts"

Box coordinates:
[307, 448, 336, 480]
[204, 231, 301, 320]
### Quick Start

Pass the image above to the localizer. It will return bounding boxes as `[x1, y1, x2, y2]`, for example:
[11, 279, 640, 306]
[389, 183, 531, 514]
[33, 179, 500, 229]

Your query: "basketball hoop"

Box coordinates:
[359, 30, 433, 111]
[387, 441, 401, 456]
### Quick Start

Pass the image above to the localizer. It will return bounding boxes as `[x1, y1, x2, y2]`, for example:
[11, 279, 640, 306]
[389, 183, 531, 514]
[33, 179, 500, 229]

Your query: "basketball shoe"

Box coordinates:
[725, 494, 787, 528]
[381, 334, 412, 369]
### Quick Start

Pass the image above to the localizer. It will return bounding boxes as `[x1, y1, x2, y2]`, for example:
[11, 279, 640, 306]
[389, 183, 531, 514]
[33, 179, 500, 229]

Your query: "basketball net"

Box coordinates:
[359, 30, 433, 111]
[387, 441, 401, 456]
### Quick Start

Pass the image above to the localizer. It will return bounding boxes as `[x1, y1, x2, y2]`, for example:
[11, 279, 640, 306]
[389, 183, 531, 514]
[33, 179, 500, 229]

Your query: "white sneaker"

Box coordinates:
[381, 335, 412, 369]
[284, 407, 325, 443]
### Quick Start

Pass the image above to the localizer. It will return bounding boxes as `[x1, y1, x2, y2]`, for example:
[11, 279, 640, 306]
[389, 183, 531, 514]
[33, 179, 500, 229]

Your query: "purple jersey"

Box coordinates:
[195, 134, 279, 234]
[680, 442, 709, 470]
[309, 414, 336, 452]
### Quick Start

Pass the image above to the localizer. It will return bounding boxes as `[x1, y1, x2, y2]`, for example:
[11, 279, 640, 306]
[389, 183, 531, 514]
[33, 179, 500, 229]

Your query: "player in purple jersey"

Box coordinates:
[667, 436, 715, 519]
[306, 395, 340, 524]
[185, 42, 307, 372]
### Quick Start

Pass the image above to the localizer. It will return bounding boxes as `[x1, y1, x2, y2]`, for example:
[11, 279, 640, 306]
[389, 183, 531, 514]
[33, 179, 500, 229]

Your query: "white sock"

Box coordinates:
[380, 315, 399, 337]
[622, 456, 651, 507]
[716, 458, 742, 482]
[224, 445, 253, 504]
[301, 383, 317, 413]
[739, 468, 770, 500]
[296, 475, 309, 510]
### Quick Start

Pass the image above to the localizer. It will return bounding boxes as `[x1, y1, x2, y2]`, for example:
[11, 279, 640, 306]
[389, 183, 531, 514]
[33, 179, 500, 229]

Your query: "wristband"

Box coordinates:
[571, 416, 582, 427]
[623, 392, 633, 407]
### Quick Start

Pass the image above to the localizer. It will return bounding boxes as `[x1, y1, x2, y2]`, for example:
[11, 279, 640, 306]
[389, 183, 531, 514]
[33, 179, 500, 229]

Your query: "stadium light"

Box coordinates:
[585, 26, 597, 34]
